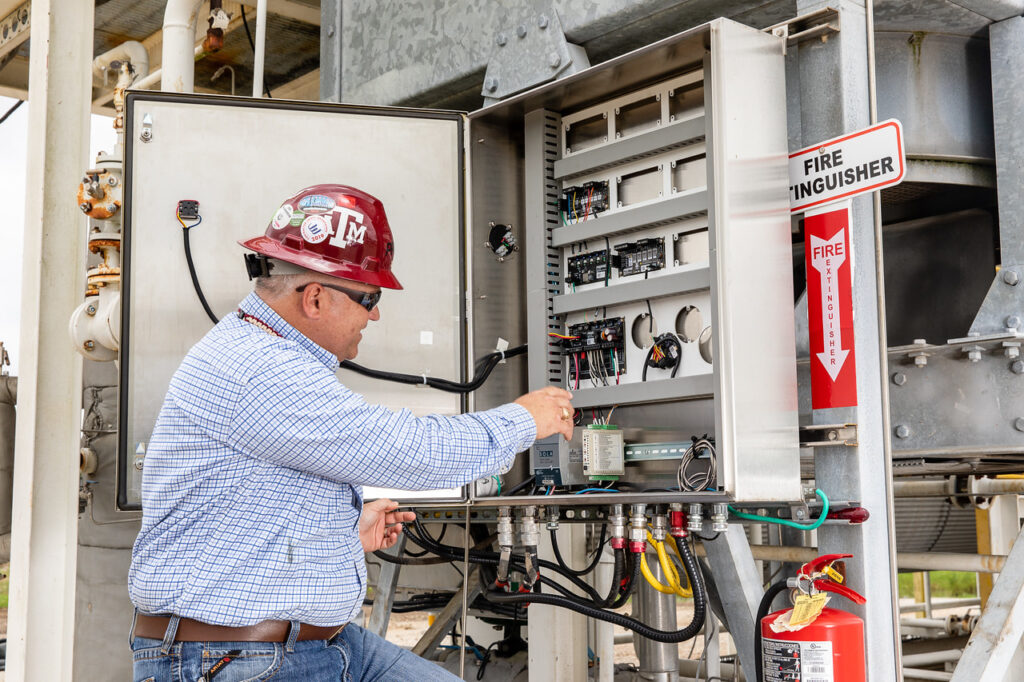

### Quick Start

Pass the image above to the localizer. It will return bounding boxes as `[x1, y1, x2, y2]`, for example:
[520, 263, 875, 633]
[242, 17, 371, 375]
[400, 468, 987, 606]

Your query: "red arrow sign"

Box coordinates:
[806, 203, 857, 409]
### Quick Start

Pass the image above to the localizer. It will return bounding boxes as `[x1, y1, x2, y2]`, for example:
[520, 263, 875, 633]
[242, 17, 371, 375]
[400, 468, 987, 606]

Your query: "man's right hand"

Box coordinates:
[514, 387, 574, 441]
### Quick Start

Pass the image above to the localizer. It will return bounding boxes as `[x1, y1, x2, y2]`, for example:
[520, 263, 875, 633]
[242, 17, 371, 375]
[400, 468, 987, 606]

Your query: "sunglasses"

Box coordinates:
[295, 282, 382, 312]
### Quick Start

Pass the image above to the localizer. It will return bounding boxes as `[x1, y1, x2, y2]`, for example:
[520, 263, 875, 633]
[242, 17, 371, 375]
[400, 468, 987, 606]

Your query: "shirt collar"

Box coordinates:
[238, 291, 339, 370]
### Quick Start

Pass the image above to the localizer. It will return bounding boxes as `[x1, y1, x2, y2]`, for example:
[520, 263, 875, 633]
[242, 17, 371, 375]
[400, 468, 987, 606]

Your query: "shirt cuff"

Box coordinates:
[487, 402, 537, 453]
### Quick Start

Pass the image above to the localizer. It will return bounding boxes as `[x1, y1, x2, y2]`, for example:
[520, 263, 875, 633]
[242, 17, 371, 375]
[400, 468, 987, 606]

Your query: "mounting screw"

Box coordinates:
[549, 52, 561, 68]
[516, 24, 527, 38]
[895, 424, 910, 439]
[538, 14, 549, 29]
[1004, 270, 1020, 286]
[968, 348, 982, 362]
[134, 458, 144, 470]
[107, 176, 118, 186]
[1012, 360, 1024, 374]
[1015, 418, 1024, 433]
[86, 304, 96, 316]
[484, 77, 498, 92]
[83, 340, 95, 351]
[326, 25, 335, 37]
[892, 372, 907, 386]
[1006, 315, 1022, 330]
[79, 202, 91, 213]
[496, 33, 507, 47]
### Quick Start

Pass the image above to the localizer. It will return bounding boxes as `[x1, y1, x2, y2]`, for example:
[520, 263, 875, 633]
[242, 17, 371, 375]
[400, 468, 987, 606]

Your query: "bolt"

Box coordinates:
[1003, 270, 1020, 286]
[83, 340, 95, 351]
[134, 458, 144, 470]
[538, 14, 549, 28]
[79, 202, 91, 213]
[1013, 360, 1024, 374]
[1007, 315, 1022, 330]
[914, 355, 928, 368]
[86, 304, 96, 316]
[496, 32, 507, 47]
[895, 424, 910, 439]
[827, 430, 839, 441]
[549, 52, 561, 68]
[1015, 418, 1024, 433]
[484, 77, 498, 92]
[1005, 343, 1021, 360]
[892, 372, 907, 386]
[326, 25, 335, 37]
[107, 176, 118, 186]
[968, 348, 982, 363]
[516, 24, 527, 38]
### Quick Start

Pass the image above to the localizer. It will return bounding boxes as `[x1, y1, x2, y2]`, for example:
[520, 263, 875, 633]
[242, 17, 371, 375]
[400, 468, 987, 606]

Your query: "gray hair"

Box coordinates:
[253, 273, 315, 298]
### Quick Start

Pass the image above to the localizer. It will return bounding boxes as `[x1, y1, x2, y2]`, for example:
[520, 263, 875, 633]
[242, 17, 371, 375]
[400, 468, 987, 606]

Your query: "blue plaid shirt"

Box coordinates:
[128, 292, 535, 626]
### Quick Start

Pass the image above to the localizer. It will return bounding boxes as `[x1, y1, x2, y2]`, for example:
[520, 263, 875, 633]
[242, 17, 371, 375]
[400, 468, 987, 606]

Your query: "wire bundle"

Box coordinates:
[340, 344, 526, 393]
[677, 437, 717, 492]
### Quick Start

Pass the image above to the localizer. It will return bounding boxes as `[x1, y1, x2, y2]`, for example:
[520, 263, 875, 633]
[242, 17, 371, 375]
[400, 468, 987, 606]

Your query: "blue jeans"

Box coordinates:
[130, 616, 461, 681]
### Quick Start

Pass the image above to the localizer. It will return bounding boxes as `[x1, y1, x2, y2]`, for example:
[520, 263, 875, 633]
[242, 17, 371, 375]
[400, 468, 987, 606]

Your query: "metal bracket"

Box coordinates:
[763, 7, 840, 55]
[799, 423, 858, 448]
[481, 4, 589, 103]
[0, 1, 30, 62]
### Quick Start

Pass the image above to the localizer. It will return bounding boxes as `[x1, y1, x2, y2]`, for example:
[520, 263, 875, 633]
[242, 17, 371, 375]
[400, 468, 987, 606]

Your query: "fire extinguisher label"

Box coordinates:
[763, 638, 834, 682]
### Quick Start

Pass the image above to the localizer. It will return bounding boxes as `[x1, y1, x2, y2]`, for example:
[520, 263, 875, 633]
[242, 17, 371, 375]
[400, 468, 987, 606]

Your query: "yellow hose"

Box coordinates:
[640, 535, 678, 595]
[661, 535, 692, 597]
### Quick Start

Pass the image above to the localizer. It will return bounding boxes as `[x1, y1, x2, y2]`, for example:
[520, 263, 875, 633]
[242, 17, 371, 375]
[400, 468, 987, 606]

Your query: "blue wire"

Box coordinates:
[574, 487, 620, 494]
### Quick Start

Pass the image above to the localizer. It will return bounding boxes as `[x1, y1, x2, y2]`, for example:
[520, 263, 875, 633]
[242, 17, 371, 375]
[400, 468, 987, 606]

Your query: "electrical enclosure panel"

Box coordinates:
[469, 18, 800, 503]
[119, 93, 469, 509]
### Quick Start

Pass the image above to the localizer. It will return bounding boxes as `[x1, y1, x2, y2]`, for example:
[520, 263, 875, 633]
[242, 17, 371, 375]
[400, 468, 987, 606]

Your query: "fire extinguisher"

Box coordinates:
[756, 553, 867, 682]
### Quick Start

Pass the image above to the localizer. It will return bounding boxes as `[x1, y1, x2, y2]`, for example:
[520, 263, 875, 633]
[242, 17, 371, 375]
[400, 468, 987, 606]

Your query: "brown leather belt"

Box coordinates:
[134, 613, 346, 643]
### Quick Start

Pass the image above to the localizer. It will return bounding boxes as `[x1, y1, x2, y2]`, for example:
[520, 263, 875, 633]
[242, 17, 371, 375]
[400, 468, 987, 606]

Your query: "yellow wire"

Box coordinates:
[657, 536, 692, 598]
[666, 535, 693, 595]
[176, 212, 187, 229]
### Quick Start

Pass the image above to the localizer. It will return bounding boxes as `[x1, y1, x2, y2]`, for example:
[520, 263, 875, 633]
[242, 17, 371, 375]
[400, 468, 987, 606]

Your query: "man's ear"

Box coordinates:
[298, 284, 324, 320]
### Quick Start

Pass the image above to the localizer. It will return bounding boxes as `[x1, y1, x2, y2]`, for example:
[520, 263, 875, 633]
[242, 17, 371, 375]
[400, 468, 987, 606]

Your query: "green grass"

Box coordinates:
[0, 563, 8, 608]
[898, 571, 977, 599]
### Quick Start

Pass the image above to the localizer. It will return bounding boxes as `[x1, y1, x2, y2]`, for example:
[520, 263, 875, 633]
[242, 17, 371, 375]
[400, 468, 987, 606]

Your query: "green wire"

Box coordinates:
[728, 488, 829, 530]
[492, 475, 502, 495]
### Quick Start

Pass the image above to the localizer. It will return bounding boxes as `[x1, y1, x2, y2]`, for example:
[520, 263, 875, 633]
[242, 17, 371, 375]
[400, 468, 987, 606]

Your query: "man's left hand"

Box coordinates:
[359, 498, 417, 553]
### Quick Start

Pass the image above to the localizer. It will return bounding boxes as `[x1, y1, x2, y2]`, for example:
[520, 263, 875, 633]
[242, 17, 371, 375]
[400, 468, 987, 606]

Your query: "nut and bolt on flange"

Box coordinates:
[1015, 418, 1024, 433]
[1003, 270, 1020, 286]
[484, 77, 498, 92]
[1008, 315, 1022, 330]
[549, 52, 561, 68]
[910, 339, 929, 367]
[895, 424, 911, 439]
[538, 15, 549, 28]
[1012, 360, 1024, 375]
[892, 372, 907, 386]
[516, 24, 527, 38]
[495, 33, 507, 46]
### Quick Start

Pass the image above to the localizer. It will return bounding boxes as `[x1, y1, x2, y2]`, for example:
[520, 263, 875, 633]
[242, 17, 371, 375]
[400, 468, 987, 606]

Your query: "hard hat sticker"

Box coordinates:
[270, 204, 293, 230]
[289, 210, 305, 226]
[300, 214, 331, 244]
[298, 194, 336, 214]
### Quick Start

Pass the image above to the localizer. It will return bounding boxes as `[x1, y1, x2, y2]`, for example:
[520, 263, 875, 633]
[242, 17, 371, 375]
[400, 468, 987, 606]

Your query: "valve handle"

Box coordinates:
[800, 552, 852, 577]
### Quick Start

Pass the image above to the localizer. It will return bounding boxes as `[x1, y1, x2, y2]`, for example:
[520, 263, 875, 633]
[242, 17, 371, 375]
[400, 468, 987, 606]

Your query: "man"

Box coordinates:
[128, 184, 573, 681]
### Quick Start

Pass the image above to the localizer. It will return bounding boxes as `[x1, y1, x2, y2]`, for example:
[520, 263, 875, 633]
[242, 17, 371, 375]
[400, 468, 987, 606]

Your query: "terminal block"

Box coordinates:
[565, 249, 612, 287]
[615, 237, 665, 277]
[562, 180, 609, 221]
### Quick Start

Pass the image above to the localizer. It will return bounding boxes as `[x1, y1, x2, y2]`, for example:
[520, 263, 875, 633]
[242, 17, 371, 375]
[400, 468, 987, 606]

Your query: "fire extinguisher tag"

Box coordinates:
[763, 639, 835, 682]
[787, 593, 830, 629]
[822, 565, 844, 584]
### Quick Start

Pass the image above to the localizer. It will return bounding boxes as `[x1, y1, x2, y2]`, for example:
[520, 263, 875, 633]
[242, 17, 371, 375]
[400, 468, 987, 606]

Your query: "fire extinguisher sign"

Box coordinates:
[763, 639, 835, 682]
[805, 201, 857, 409]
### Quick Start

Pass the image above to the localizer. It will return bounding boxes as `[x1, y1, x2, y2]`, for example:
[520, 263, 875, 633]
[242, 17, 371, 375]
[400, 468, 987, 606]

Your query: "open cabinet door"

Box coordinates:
[119, 92, 468, 509]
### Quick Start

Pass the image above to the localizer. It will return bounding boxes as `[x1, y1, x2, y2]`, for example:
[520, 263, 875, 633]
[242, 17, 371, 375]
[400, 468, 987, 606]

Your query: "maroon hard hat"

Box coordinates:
[239, 184, 402, 289]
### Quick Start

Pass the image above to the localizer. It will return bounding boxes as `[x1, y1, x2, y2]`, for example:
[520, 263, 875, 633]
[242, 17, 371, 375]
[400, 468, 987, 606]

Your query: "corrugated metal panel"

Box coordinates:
[894, 497, 978, 554]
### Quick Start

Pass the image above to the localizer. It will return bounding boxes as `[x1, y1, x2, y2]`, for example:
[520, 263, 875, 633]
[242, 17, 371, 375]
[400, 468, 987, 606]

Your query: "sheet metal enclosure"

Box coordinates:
[118, 94, 467, 509]
[470, 18, 800, 503]
[118, 19, 799, 509]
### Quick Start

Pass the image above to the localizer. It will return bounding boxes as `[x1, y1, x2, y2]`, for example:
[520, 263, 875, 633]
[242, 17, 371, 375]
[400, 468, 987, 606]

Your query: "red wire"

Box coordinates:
[574, 353, 580, 390]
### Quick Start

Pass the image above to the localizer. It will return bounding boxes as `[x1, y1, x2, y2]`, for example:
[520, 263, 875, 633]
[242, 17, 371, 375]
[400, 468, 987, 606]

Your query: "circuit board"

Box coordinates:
[615, 237, 665, 277]
[562, 318, 627, 382]
[566, 250, 610, 287]
[562, 180, 610, 221]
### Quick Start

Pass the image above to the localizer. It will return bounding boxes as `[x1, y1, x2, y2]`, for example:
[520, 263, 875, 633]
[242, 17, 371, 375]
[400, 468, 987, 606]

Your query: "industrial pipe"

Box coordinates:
[161, 0, 205, 92]
[0, 375, 15, 540]
[691, 543, 1006, 573]
[893, 476, 1024, 498]
[252, 0, 268, 97]
[92, 40, 149, 84]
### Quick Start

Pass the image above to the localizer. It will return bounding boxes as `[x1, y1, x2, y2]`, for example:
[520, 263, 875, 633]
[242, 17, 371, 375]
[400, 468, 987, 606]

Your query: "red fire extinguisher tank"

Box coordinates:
[760, 607, 865, 682]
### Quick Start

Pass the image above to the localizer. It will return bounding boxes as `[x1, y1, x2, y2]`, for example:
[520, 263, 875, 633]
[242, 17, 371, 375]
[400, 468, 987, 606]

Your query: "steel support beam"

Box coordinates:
[951, 521, 1024, 681]
[365, 534, 404, 637]
[702, 524, 762, 677]
[794, 1, 901, 679]
[6, 0, 93, 678]
[410, 565, 483, 659]
[319, 0, 342, 102]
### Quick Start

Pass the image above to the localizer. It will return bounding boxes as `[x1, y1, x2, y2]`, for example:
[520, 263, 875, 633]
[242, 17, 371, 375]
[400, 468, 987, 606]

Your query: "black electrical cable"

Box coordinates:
[501, 475, 536, 497]
[486, 536, 705, 643]
[402, 522, 448, 557]
[181, 220, 220, 324]
[550, 524, 607, 576]
[406, 518, 605, 603]
[755, 580, 791, 682]
[340, 344, 527, 394]
[239, 6, 274, 97]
